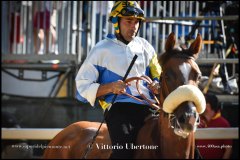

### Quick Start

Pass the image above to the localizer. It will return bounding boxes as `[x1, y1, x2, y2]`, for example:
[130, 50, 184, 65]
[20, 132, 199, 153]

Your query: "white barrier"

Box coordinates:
[195, 128, 239, 139]
[196, 58, 239, 64]
[2, 128, 62, 140]
[2, 127, 238, 140]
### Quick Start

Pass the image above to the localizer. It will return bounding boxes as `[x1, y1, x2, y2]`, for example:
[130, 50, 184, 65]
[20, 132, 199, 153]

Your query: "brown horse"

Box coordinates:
[43, 32, 205, 159]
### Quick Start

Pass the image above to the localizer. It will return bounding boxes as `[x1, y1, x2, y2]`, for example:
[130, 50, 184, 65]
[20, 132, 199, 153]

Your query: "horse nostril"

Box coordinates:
[193, 112, 198, 118]
[179, 115, 185, 123]
[185, 124, 193, 132]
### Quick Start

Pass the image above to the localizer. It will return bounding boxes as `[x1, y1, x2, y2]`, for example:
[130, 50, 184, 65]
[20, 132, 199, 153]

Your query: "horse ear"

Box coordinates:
[189, 33, 202, 58]
[165, 32, 176, 51]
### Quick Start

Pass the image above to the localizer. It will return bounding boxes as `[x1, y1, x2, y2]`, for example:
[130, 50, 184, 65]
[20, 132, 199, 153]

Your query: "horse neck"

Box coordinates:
[157, 60, 196, 158]
[158, 111, 195, 159]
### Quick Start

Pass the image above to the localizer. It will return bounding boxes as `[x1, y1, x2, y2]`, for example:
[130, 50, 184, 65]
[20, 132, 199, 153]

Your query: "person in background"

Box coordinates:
[95, 1, 114, 43]
[196, 93, 233, 159]
[10, 1, 23, 53]
[33, 1, 57, 54]
[75, 1, 161, 159]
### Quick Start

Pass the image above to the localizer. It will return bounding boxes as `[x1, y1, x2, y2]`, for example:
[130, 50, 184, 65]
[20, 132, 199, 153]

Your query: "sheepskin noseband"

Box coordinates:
[163, 85, 206, 114]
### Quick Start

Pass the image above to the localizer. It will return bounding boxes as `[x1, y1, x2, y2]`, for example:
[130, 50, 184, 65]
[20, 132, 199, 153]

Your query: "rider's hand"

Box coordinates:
[111, 80, 130, 95]
[148, 81, 160, 95]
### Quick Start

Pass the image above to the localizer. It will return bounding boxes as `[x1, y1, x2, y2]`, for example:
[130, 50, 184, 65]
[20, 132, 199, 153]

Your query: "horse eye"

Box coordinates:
[164, 74, 169, 79]
[164, 71, 173, 80]
[161, 73, 169, 80]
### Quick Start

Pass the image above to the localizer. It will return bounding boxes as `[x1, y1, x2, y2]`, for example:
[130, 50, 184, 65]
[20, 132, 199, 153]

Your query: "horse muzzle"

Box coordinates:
[170, 102, 200, 138]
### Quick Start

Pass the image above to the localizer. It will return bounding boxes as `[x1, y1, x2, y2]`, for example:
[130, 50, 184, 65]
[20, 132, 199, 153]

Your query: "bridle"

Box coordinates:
[159, 55, 201, 137]
[123, 75, 161, 111]
[123, 54, 201, 138]
[159, 55, 199, 104]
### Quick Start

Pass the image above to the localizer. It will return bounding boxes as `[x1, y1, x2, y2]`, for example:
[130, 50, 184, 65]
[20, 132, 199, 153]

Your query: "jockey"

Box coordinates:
[75, 1, 162, 158]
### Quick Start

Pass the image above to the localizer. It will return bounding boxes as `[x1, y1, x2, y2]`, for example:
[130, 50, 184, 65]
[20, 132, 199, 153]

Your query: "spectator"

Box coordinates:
[196, 94, 233, 159]
[95, 1, 114, 43]
[10, 1, 23, 53]
[33, 1, 57, 54]
[223, 1, 239, 82]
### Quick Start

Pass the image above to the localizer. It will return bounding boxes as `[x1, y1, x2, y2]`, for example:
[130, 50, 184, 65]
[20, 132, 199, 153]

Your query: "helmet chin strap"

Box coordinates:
[136, 20, 142, 36]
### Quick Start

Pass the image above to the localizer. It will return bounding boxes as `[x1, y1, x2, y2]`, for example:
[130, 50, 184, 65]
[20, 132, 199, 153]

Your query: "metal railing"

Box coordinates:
[1, 1, 239, 97]
[2, 1, 239, 62]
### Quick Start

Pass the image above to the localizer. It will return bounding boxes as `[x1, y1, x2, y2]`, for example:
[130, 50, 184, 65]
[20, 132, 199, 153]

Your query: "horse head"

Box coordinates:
[158, 32, 206, 138]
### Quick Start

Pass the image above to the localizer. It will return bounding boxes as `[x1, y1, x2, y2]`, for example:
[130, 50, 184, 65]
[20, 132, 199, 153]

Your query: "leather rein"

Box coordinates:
[122, 56, 199, 113]
[123, 75, 161, 111]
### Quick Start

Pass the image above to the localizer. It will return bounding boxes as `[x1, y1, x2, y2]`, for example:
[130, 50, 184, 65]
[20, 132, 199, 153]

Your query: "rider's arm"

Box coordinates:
[148, 53, 162, 94]
[75, 54, 128, 106]
[75, 51, 102, 107]
[96, 80, 127, 97]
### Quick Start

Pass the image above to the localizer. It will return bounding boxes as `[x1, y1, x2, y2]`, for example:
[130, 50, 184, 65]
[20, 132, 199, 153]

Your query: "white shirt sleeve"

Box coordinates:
[75, 54, 100, 107]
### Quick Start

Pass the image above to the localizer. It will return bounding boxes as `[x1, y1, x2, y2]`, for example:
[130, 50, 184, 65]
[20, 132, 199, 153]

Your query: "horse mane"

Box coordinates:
[159, 47, 196, 67]
[158, 49, 174, 66]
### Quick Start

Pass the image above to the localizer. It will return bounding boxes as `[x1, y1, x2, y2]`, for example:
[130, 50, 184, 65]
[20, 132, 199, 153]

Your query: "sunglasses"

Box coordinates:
[120, 7, 144, 18]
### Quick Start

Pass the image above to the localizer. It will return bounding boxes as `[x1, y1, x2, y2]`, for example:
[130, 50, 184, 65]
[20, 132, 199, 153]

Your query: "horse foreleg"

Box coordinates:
[134, 117, 160, 159]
